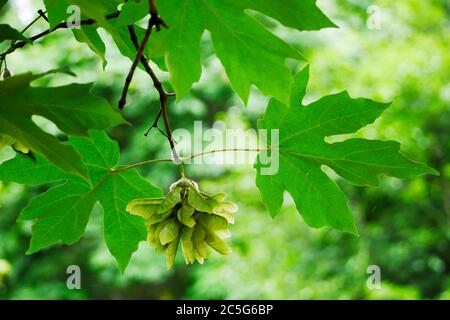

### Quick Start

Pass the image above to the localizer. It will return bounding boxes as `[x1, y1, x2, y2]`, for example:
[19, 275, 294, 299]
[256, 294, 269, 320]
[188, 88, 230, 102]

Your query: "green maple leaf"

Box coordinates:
[255, 66, 438, 234]
[0, 152, 66, 184]
[0, 131, 162, 272]
[106, 23, 169, 73]
[72, 26, 107, 69]
[0, 70, 125, 178]
[45, 0, 334, 103]
[143, 0, 334, 103]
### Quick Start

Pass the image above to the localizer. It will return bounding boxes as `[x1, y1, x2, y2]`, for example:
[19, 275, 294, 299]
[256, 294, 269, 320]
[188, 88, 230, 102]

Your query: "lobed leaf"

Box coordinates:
[0, 131, 162, 272]
[145, 0, 333, 103]
[255, 66, 438, 234]
[0, 71, 126, 178]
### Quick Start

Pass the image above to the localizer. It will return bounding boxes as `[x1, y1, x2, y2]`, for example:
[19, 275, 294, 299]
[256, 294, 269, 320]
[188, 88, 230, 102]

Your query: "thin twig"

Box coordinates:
[150, 0, 168, 30]
[145, 91, 175, 136]
[110, 148, 269, 174]
[37, 10, 49, 22]
[118, 1, 154, 109]
[118, 0, 170, 110]
[160, 91, 178, 160]
[144, 115, 162, 136]
[0, 11, 121, 59]
[3, 9, 48, 59]
[20, 10, 46, 34]
[126, 25, 174, 138]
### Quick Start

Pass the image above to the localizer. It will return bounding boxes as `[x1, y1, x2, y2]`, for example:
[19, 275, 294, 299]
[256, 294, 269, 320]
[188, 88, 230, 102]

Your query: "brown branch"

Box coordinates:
[127, 24, 178, 160]
[118, 2, 153, 109]
[119, 0, 179, 160]
[127, 26, 162, 135]
[37, 10, 49, 23]
[150, 0, 169, 31]
[0, 11, 121, 60]
[118, 0, 169, 110]
[160, 92, 179, 161]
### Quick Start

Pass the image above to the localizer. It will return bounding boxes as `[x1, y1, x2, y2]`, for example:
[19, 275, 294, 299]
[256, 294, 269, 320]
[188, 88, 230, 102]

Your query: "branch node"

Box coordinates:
[37, 10, 49, 22]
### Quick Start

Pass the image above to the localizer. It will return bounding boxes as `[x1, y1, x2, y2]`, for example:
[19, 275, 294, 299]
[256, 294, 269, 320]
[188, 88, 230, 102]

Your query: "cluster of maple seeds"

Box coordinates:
[126, 178, 238, 268]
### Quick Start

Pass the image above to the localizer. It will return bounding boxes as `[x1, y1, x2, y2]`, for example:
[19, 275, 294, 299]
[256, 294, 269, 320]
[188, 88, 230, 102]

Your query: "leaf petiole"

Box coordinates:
[110, 148, 270, 174]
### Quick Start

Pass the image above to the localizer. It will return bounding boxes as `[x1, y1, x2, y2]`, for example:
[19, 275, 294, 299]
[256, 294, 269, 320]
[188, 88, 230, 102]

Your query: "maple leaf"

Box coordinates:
[0, 131, 162, 272]
[255, 66, 438, 233]
[0, 71, 126, 178]
[44, 0, 334, 104]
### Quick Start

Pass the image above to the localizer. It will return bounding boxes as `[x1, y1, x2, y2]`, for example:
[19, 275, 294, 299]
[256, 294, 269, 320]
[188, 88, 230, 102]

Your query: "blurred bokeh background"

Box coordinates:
[0, 0, 449, 299]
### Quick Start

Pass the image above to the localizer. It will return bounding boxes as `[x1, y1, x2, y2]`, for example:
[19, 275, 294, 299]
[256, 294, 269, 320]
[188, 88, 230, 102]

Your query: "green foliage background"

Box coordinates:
[0, 0, 449, 299]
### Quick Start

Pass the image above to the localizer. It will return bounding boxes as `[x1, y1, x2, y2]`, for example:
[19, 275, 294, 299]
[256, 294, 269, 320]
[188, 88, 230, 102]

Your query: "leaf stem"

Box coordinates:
[126, 25, 173, 140]
[179, 162, 186, 178]
[110, 147, 269, 174]
[20, 10, 46, 34]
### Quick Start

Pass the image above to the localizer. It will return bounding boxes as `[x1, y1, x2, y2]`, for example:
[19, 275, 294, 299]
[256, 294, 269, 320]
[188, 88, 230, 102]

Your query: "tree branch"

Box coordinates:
[128, 26, 178, 159]
[37, 10, 49, 23]
[0, 11, 121, 60]
[1, 1, 179, 162]
[110, 148, 269, 174]
[128, 25, 171, 138]
[118, 1, 155, 110]
[127, 25, 169, 136]
[118, 0, 169, 110]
